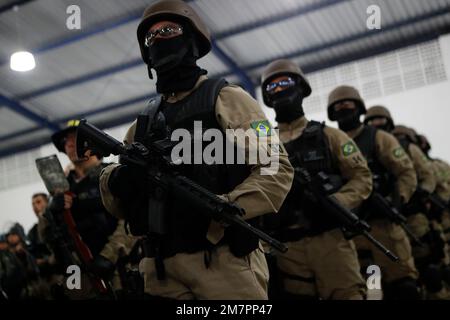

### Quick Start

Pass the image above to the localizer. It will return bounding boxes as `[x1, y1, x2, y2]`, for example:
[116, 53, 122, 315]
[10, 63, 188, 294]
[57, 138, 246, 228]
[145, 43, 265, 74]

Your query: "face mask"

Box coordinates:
[148, 35, 205, 94]
[268, 87, 304, 123]
[373, 123, 392, 132]
[336, 108, 361, 131]
[148, 36, 190, 73]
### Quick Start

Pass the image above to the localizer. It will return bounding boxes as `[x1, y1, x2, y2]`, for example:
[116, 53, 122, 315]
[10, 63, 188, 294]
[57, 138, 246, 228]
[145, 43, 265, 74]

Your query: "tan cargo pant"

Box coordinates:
[139, 243, 269, 300]
[276, 228, 366, 300]
[354, 219, 419, 284]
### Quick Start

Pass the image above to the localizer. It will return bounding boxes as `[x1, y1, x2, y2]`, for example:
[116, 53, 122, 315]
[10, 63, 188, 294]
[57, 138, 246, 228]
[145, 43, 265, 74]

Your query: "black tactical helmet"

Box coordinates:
[327, 85, 366, 121]
[51, 119, 80, 153]
[137, 0, 211, 64]
[364, 105, 395, 129]
[261, 59, 312, 107]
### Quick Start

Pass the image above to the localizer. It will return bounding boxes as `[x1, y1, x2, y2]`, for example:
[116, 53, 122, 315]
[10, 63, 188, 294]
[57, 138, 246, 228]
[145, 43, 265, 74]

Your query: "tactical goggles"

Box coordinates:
[265, 77, 296, 94]
[145, 24, 184, 47]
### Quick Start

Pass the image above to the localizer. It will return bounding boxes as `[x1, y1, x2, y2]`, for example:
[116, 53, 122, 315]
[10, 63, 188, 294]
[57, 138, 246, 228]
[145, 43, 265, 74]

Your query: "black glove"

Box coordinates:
[90, 255, 115, 280]
[48, 193, 65, 214]
[108, 164, 146, 200]
[404, 188, 429, 216]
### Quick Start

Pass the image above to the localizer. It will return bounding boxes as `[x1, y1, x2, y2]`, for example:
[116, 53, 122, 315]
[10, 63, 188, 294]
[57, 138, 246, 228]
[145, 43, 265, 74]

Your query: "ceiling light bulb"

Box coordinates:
[10, 51, 36, 72]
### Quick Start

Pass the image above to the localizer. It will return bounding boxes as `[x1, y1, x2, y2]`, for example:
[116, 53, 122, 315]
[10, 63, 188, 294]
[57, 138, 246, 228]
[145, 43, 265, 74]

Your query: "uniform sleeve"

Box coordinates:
[325, 127, 373, 209]
[409, 144, 436, 194]
[99, 220, 137, 264]
[376, 130, 417, 202]
[215, 85, 294, 220]
[433, 160, 450, 201]
[99, 121, 137, 219]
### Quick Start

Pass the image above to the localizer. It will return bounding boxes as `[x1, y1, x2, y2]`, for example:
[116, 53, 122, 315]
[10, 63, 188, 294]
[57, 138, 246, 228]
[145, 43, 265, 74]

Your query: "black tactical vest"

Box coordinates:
[266, 120, 343, 240]
[353, 125, 395, 197]
[67, 163, 118, 257]
[134, 78, 258, 258]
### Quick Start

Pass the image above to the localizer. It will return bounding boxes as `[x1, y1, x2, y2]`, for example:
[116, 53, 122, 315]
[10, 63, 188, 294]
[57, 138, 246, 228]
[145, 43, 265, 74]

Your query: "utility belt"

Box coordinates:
[271, 202, 342, 242]
[275, 218, 340, 243]
[142, 226, 259, 280]
[276, 227, 327, 243]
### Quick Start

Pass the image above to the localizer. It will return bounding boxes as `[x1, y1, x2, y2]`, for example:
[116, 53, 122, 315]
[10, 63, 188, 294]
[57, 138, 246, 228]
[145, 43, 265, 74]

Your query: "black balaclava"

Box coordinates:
[267, 86, 304, 123]
[335, 107, 361, 132]
[368, 117, 393, 132]
[147, 25, 206, 94]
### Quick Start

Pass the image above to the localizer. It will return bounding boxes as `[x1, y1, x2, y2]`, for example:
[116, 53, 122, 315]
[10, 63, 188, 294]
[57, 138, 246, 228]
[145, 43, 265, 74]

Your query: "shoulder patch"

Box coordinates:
[342, 141, 358, 157]
[393, 147, 405, 158]
[250, 120, 272, 137]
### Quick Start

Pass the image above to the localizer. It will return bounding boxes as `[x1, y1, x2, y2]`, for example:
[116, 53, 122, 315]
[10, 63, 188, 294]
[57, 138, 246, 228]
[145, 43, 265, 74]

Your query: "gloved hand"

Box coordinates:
[90, 255, 115, 280]
[108, 164, 146, 200]
[48, 193, 65, 213]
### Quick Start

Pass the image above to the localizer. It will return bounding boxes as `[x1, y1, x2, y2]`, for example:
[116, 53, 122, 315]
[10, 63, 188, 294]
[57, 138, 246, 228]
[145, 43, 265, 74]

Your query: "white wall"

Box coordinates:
[1, 34, 450, 234]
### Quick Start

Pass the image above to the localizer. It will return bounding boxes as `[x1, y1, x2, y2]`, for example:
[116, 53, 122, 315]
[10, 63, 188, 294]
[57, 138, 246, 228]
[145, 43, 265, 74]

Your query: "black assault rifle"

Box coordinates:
[76, 119, 288, 253]
[291, 166, 398, 262]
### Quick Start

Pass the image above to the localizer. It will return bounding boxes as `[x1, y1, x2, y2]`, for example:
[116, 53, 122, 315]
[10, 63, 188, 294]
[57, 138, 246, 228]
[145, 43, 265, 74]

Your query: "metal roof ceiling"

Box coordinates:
[0, 0, 449, 158]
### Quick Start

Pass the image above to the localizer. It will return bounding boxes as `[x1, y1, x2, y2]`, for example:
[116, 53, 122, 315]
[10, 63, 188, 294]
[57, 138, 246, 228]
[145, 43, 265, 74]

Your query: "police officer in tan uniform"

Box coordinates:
[327, 86, 420, 299]
[364, 108, 436, 239]
[415, 133, 450, 292]
[364, 107, 450, 299]
[99, 0, 293, 300]
[260, 59, 371, 300]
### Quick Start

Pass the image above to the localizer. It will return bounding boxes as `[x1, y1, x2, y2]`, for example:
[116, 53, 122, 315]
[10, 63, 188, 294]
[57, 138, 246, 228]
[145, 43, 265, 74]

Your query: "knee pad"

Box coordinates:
[384, 277, 421, 300]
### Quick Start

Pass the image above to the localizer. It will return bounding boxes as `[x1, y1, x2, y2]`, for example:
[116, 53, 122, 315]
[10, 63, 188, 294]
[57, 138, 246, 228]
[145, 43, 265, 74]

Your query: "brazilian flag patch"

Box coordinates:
[342, 141, 357, 157]
[250, 120, 272, 137]
[393, 147, 405, 158]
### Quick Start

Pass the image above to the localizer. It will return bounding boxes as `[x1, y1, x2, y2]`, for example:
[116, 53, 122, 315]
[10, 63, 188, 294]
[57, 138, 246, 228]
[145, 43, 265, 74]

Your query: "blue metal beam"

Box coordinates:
[242, 8, 450, 73]
[2, 8, 450, 153]
[18, 59, 142, 100]
[2, 3, 450, 157]
[0, 135, 50, 158]
[0, 125, 41, 143]
[0, 94, 60, 132]
[58, 93, 154, 123]
[0, 0, 197, 65]
[302, 27, 450, 74]
[12, 0, 346, 98]
[214, 0, 345, 39]
[211, 38, 255, 97]
[0, 0, 35, 14]
[0, 109, 145, 158]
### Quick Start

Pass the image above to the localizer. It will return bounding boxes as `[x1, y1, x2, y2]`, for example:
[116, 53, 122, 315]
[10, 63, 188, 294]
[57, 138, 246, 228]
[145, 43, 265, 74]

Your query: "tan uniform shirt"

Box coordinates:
[99, 76, 294, 243]
[432, 159, 450, 201]
[279, 116, 372, 210]
[347, 126, 417, 202]
[408, 143, 436, 194]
